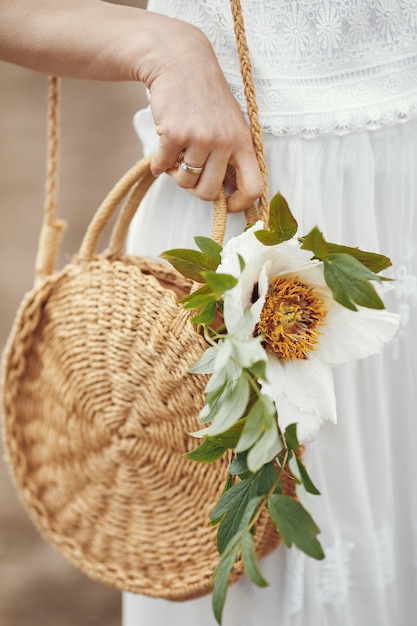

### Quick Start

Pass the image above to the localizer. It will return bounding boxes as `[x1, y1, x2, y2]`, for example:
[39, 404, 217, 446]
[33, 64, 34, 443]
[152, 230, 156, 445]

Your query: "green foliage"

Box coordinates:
[326, 242, 391, 273]
[228, 452, 250, 476]
[268, 494, 325, 560]
[160, 248, 217, 282]
[191, 300, 217, 324]
[255, 192, 298, 245]
[299, 226, 329, 259]
[204, 375, 250, 435]
[212, 539, 240, 624]
[295, 456, 321, 495]
[185, 439, 226, 463]
[160, 191, 394, 624]
[241, 531, 269, 587]
[323, 254, 384, 310]
[203, 271, 238, 299]
[284, 423, 300, 450]
[210, 464, 277, 539]
[299, 227, 387, 310]
[194, 236, 222, 266]
[299, 227, 392, 272]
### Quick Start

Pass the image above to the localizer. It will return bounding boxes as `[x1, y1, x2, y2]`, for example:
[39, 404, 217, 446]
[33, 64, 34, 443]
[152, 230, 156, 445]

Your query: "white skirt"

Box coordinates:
[123, 110, 417, 626]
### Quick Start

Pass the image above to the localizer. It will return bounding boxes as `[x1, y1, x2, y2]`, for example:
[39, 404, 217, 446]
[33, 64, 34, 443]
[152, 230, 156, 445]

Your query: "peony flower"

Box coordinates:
[217, 222, 400, 444]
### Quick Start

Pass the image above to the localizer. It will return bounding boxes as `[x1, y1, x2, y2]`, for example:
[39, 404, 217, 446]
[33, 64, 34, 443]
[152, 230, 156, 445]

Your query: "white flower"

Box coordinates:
[217, 222, 400, 444]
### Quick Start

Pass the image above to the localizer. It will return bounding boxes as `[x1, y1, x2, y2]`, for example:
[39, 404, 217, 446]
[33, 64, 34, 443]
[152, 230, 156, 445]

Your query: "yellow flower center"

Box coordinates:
[255, 276, 327, 361]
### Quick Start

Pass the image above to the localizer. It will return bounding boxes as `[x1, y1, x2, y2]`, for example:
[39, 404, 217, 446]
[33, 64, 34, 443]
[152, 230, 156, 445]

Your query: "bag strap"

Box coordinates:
[34, 75, 66, 284]
[230, 0, 269, 222]
[34, 0, 267, 280]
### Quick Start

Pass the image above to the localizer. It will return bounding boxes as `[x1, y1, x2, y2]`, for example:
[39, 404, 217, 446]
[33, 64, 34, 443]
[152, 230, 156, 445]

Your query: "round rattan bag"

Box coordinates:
[1, 150, 284, 600]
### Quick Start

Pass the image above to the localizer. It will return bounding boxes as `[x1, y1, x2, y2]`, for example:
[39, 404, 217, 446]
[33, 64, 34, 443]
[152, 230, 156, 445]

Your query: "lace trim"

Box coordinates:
[228, 57, 417, 136]
[151, 0, 417, 137]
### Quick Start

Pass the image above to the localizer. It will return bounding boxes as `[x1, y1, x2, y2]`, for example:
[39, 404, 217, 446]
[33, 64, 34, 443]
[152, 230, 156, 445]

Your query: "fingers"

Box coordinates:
[151, 135, 264, 212]
[144, 18, 265, 213]
[151, 134, 230, 201]
[150, 133, 183, 176]
[172, 149, 229, 201]
[170, 146, 209, 189]
[227, 145, 265, 213]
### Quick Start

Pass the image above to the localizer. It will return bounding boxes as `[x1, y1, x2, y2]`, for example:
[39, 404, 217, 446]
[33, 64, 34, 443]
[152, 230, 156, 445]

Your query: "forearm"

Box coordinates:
[0, 0, 264, 212]
[0, 0, 194, 83]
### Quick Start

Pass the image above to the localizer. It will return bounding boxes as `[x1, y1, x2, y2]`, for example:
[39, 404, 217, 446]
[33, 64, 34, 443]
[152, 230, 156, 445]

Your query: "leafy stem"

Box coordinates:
[247, 433, 289, 530]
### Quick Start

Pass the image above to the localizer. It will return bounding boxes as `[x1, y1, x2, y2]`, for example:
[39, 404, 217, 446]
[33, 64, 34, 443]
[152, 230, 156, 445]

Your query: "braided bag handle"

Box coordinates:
[230, 0, 269, 220]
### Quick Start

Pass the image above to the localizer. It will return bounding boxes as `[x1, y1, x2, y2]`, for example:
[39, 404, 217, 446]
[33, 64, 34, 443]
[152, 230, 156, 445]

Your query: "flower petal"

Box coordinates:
[274, 395, 330, 444]
[316, 300, 400, 364]
[263, 355, 337, 444]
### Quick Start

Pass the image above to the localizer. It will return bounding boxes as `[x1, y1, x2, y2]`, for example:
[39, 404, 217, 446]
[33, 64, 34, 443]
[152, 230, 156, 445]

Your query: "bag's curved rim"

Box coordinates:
[1, 251, 282, 601]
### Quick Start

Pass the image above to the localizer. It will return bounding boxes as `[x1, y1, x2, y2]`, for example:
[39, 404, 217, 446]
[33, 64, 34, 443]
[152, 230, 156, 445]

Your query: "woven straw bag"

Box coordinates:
[1, 0, 295, 601]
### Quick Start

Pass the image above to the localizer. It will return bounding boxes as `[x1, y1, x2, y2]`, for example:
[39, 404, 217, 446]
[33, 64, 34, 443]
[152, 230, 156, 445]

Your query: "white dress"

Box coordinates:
[124, 2, 417, 625]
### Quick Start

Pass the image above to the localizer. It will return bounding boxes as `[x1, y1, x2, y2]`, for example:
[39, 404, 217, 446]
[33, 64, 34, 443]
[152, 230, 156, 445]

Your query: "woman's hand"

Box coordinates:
[0, 0, 264, 212]
[138, 14, 264, 213]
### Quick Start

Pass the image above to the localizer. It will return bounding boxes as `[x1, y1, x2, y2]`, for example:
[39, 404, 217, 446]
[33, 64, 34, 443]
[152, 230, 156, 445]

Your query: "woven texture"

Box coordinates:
[1, 154, 289, 599]
[1, 0, 293, 600]
[1, 251, 279, 599]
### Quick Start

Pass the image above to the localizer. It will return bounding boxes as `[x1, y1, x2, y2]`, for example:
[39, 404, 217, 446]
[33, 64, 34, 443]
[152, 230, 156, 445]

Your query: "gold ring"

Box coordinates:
[179, 157, 205, 175]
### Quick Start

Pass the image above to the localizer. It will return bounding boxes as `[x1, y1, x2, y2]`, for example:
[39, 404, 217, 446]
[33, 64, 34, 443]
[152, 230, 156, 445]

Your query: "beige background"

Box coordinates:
[0, 2, 151, 623]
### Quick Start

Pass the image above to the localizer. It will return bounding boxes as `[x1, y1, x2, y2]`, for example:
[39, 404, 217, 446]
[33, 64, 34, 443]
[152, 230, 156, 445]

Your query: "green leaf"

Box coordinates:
[323, 253, 384, 311]
[228, 452, 250, 476]
[254, 229, 283, 246]
[160, 249, 215, 282]
[212, 539, 240, 624]
[268, 192, 298, 242]
[241, 531, 269, 588]
[210, 463, 277, 525]
[296, 457, 321, 495]
[216, 496, 260, 554]
[235, 399, 266, 453]
[189, 346, 218, 375]
[208, 422, 245, 449]
[327, 243, 392, 274]
[284, 423, 299, 451]
[205, 375, 250, 436]
[238, 254, 246, 272]
[268, 494, 325, 560]
[201, 380, 233, 424]
[204, 373, 231, 405]
[249, 360, 268, 381]
[299, 226, 330, 259]
[185, 438, 226, 463]
[247, 425, 281, 472]
[203, 271, 238, 299]
[194, 236, 222, 269]
[191, 300, 217, 324]
[300, 229, 392, 275]
[178, 283, 213, 306]
[181, 293, 216, 311]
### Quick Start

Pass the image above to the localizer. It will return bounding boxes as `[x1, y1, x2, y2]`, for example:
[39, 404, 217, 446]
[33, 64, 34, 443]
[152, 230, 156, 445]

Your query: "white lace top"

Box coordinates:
[147, 0, 417, 136]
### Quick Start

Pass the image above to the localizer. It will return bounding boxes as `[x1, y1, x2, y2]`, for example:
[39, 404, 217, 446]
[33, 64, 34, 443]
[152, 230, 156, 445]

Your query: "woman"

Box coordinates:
[1, 1, 416, 625]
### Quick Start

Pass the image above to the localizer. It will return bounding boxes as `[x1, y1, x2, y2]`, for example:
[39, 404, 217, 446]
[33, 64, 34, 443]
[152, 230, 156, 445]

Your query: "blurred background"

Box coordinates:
[0, 1, 149, 624]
